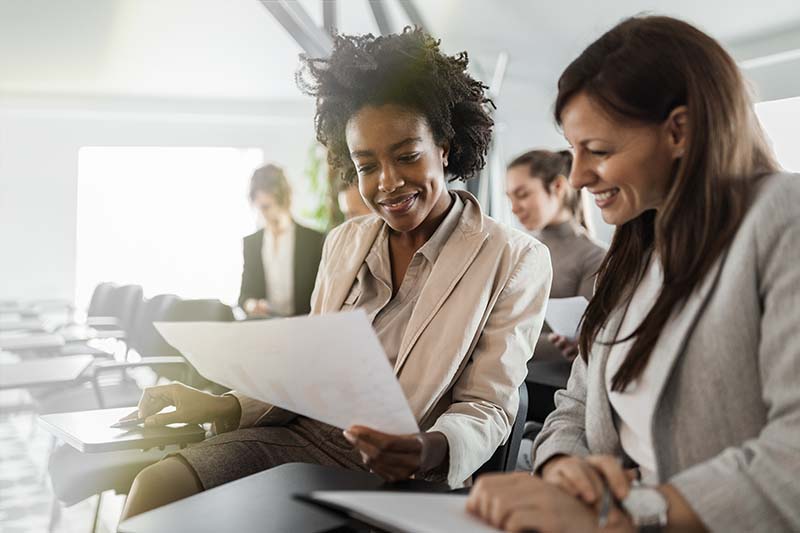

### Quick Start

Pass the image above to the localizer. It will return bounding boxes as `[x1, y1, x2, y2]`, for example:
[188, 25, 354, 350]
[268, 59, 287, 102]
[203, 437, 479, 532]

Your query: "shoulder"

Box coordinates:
[293, 222, 326, 241]
[323, 214, 382, 248]
[481, 215, 552, 271]
[243, 229, 263, 245]
[746, 172, 800, 230]
[732, 172, 800, 268]
[574, 232, 608, 267]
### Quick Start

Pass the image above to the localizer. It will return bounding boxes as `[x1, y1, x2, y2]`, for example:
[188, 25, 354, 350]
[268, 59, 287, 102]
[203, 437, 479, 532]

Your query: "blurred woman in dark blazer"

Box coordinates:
[239, 164, 325, 317]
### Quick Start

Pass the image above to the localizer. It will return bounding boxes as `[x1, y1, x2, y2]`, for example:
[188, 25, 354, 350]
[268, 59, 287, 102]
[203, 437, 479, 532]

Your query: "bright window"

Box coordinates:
[755, 96, 800, 172]
[75, 147, 264, 308]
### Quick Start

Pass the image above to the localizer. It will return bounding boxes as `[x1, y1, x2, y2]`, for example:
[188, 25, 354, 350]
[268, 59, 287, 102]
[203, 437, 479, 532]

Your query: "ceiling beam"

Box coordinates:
[397, 0, 426, 31]
[258, 0, 332, 58]
[322, 0, 337, 36]
[368, 0, 393, 36]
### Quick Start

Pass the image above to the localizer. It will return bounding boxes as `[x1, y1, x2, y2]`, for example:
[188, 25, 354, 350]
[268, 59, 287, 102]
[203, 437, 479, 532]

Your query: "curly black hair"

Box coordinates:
[297, 27, 494, 183]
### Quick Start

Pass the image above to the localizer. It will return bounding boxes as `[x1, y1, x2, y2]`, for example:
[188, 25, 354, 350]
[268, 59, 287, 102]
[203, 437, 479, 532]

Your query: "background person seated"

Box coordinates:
[506, 149, 606, 422]
[238, 164, 325, 317]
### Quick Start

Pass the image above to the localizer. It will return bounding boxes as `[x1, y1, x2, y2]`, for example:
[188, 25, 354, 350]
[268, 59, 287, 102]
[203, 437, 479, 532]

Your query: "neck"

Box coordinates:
[267, 212, 291, 235]
[548, 209, 574, 227]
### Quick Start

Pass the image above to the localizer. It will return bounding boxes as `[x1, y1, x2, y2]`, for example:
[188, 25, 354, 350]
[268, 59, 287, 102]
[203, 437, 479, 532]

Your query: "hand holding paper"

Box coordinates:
[154, 311, 418, 435]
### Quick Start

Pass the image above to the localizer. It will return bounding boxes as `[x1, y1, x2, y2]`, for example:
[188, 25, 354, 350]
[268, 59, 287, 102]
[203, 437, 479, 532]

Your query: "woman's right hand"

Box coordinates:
[121, 383, 241, 428]
[540, 454, 637, 505]
[547, 333, 580, 361]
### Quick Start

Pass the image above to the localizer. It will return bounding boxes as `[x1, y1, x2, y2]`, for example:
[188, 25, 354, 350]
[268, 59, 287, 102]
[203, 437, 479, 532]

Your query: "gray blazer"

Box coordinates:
[533, 173, 800, 532]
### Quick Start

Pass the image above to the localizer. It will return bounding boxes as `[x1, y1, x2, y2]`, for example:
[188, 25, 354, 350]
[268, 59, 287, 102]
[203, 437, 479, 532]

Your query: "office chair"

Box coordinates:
[47, 299, 235, 532]
[473, 383, 528, 476]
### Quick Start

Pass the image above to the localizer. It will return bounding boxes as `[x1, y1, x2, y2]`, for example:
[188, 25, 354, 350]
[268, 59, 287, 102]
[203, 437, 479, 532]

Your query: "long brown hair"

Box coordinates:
[507, 149, 591, 232]
[558, 16, 778, 391]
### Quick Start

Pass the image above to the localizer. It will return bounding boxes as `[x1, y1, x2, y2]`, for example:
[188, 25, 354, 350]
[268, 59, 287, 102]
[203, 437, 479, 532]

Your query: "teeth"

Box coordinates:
[384, 194, 415, 206]
[595, 189, 618, 201]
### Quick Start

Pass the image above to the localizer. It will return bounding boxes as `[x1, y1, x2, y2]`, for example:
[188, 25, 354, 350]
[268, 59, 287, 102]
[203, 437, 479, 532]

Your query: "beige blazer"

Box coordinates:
[235, 190, 552, 486]
[533, 173, 800, 531]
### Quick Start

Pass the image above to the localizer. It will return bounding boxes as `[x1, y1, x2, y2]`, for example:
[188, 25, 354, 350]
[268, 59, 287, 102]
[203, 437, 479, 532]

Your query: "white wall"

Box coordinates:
[0, 96, 315, 303]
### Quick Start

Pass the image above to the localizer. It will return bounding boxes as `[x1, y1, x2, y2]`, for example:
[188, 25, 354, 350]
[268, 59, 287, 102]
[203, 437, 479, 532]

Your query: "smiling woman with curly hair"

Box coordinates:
[120, 28, 552, 521]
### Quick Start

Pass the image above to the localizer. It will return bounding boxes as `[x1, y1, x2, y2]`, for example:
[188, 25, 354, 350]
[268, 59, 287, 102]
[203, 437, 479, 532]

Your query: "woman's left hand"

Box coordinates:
[467, 472, 634, 533]
[343, 426, 447, 482]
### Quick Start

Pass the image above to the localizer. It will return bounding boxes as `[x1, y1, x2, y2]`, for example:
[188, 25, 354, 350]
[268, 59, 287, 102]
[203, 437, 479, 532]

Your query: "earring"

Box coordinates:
[676, 149, 685, 158]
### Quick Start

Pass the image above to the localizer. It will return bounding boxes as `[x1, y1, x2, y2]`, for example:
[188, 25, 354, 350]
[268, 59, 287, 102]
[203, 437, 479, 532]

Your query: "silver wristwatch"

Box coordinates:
[621, 481, 668, 532]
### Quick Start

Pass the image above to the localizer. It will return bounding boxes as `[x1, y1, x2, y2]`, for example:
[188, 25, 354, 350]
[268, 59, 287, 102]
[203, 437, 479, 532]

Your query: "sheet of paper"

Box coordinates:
[155, 311, 418, 435]
[309, 491, 502, 533]
[545, 296, 588, 339]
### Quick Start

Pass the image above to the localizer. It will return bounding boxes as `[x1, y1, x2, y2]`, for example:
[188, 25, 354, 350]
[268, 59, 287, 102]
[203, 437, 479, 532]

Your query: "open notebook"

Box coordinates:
[298, 491, 503, 533]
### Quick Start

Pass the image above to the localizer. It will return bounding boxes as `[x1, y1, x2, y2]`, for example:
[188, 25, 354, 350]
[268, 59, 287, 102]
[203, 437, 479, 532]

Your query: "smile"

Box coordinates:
[593, 188, 619, 207]
[378, 192, 418, 214]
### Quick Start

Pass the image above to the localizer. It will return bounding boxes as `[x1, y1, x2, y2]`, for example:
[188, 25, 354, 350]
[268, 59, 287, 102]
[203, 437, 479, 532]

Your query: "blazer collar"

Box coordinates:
[588, 249, 730, 455]
[394, 191, 487, 373]
[320, 191, 487, 373]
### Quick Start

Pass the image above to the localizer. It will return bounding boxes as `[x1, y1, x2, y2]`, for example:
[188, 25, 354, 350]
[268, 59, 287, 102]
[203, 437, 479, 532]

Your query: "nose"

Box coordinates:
[378, 163, 405, 193]
[568, 151, 596, 190]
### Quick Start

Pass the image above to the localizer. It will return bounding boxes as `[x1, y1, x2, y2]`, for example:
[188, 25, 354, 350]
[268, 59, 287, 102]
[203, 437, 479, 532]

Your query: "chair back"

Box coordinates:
[473, 383, 528, 477]
[128, 294, 181, 356]
[86, 282, 117, 316]
[163, 299, 235, 323]
[108, 284, 144, 333]
[160, 299, 235, 391]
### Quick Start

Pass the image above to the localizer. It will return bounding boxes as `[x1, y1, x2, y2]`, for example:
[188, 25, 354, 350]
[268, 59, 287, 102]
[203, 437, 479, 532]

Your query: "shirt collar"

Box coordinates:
[416, 192, 463, 264]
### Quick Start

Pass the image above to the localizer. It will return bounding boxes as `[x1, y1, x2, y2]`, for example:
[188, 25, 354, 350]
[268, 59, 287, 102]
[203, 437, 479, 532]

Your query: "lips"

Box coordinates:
[378, 192, 418, 214]
[592, 187, 619, 208]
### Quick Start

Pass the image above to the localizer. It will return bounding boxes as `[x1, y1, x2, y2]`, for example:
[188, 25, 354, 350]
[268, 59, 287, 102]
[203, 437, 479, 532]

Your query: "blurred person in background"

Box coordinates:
[506, 149, 606, 422]
[238, 164, 325, 317]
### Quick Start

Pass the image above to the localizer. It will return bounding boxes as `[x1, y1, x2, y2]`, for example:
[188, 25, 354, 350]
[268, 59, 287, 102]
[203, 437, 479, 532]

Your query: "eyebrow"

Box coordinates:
[350, 137, 423, 158]
[506, 186, 525, 196]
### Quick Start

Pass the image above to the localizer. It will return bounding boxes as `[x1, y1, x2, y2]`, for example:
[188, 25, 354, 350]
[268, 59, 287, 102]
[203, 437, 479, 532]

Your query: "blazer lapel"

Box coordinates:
[587, 305, 626, 453]
[320, 219, 383, 313]
[651, 250, 730, 409]
[394, 196, 487, 373]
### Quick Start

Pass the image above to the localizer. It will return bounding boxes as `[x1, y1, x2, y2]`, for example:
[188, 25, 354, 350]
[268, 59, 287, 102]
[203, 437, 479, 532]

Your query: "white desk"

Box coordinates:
[39, 407, 207, 453]
[0, 354, 94, 390]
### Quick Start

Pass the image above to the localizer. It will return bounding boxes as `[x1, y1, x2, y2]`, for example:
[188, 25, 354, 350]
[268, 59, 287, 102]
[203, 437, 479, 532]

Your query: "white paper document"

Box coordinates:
[544, 296, 589, 340]
[308, 491, 502, 533]
[155, 311, 419, 435]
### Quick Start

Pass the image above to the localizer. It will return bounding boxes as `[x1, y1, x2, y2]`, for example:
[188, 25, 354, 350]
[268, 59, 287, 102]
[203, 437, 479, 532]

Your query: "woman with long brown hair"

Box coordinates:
[468, 15, 798, 532]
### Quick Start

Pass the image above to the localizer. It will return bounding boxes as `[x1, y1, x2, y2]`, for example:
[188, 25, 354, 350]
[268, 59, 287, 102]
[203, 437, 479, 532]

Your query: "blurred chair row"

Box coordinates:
[1, 282, 234, 414]
[1, 283, 236, 532]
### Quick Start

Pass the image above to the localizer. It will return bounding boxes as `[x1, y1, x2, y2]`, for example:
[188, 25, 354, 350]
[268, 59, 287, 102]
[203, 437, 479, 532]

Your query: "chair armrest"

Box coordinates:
[86, 316, 121, 330]
[92, 356, 187, 376]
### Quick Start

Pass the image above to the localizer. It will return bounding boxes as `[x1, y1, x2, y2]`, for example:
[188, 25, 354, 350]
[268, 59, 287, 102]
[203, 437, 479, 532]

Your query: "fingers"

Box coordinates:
[346, 426, 422, 453]
[586, 455, 633, 500]
[118, 409, 140, 422]
[542, 456, 604, 504]
[344, 427, 422, 481]
[137, 384, 179, 419]
[143, 409, 185, 428]
[467, 473, 543, 530]
[550, 334, 580, 360]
